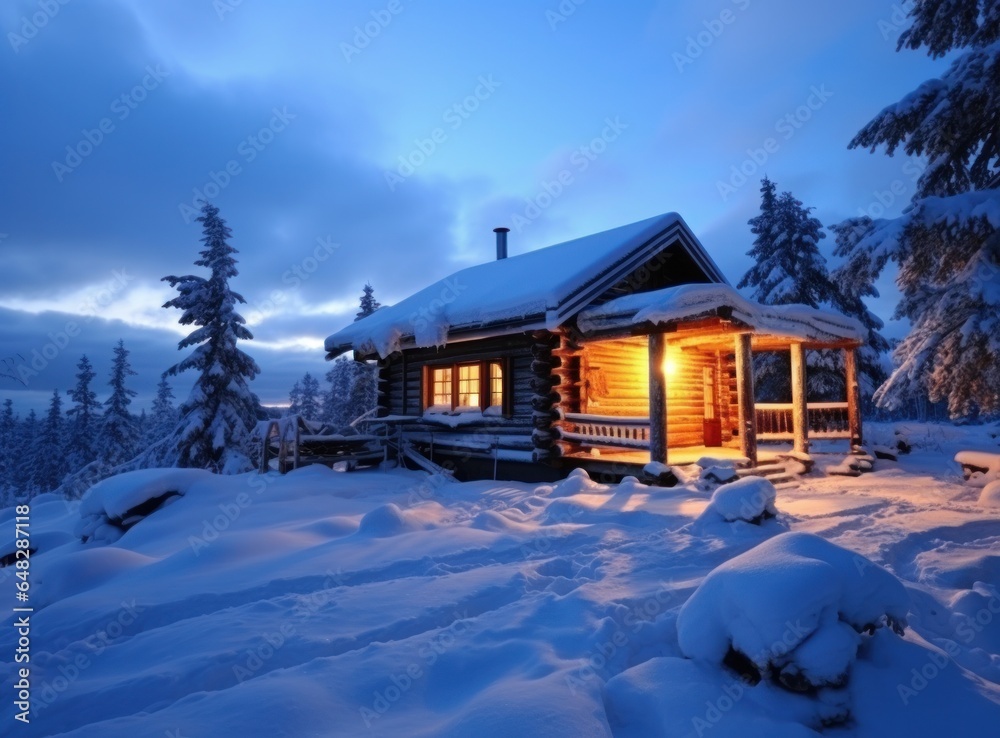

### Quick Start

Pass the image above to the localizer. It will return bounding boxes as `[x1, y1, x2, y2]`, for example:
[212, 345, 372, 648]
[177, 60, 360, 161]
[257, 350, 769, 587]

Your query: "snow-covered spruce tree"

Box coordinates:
[844, 0, 1000, 417]
[65, 355, 101, 473]
[739, 179, 844, 401]
[320, 357, 377, 428]
[0, 399, 19, 505]
[99, 340, 140, 469]
[36, 389, 68, 493]
[162, 202, 263, 473]
[346, 362, 378, 424]
[15, 410, 39, 497]
[144, 376, 178, 448]
[355, 282, 381, 321]
[286, 379, 303, 417]
[298, 372, 321, 421]
[321, 359, 349, 427]
[830, 219, 891, 401]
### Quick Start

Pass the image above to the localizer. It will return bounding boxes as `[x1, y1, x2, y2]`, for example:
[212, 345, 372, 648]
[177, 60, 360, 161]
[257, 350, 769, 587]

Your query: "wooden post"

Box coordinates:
[845, 347, 863, 448]
[648, 332, 668, 465]
[735, 333, 758, 466]
[790, 342, 809, 454]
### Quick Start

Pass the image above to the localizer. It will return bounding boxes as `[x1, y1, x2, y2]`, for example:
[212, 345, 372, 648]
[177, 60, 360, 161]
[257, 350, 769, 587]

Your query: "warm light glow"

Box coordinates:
[664, 357, 678, 376]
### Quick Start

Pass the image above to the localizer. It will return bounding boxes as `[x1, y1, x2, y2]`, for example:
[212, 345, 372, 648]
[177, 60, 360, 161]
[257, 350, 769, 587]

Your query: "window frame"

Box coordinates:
[422, 358, 511, 417]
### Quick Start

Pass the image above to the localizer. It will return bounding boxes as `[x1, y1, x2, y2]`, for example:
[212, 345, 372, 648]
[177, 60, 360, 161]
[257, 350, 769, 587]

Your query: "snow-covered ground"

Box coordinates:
[2, 422, 999, 737]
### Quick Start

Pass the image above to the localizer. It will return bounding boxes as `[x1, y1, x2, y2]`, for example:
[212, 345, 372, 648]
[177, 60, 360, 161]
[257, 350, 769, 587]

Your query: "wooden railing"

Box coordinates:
[559, 413, 651, 449]
[755, 402, 850, 440]
[559, 403, 851, 450]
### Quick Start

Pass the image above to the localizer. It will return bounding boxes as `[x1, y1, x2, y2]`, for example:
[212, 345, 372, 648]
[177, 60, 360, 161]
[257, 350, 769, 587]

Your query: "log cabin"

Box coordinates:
[324, 213, 865, 482]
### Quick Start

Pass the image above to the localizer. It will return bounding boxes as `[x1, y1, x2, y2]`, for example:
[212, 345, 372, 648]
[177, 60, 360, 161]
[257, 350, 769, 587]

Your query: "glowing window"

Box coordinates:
[424, 360, 506, 413]
[456, 364, 480, 408]
[489, 362, 503, 408]
[432, 367, 452, 406]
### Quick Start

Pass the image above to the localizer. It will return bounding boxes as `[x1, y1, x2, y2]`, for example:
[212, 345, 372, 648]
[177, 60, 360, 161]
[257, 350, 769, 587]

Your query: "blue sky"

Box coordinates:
[0, 0, 942, 413]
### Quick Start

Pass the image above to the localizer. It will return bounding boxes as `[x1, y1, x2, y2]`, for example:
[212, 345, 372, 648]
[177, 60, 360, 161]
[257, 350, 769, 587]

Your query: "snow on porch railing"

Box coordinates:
[559, 413, 651, 449]
[755, 402, 851, 440]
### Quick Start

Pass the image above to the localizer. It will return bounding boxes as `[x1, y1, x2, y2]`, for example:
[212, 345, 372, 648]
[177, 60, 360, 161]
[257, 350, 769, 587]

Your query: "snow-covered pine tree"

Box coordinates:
[320, 357, 377, 428]
[298, 373, 321, 421]
[287, 380, 303, 417]
[844, 0, 1000, 417]
[136, 409, 148, 443]
[145, 376, 178, 448]
[739, 180, 843, 401]
[830, 218, 891, 400]
[162, 202, 263, 473]
[65, 355, 101, 473]
[355, 283, 381, 321]
[0, 399, 19, 505]
[15, 410, 39, 497]
[36, 389, 67, 493]
[99, 340, 140, 469]
[321, 359, 349, 428]
[345, 362, 378, 424]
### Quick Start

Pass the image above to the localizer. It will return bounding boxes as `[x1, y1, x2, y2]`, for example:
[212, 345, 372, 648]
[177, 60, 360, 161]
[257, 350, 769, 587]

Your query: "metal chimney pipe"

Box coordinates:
[493, 227, 509, 260]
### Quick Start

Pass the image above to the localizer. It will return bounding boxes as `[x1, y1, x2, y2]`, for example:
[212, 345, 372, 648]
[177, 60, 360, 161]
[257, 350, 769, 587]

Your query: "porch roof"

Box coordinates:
[577, 283, 864, 348]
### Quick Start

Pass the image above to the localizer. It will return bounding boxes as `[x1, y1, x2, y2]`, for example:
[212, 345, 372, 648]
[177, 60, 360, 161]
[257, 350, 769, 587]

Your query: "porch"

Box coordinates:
[559, 283, 866, 470]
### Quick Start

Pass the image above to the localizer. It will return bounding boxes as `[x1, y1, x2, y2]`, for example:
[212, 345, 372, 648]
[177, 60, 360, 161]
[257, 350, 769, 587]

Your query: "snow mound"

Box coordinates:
[75, 468, 213, 543]
[545, 467, 607, 497]
[677, 532, 908, 699]
[355, 502, 445, 537]
[33, 545, 156, 604]
[617, 475, 649, 494]
[979, 480, 1000, 507]
[699, 476, 778, 524]
[470, 509, 535, 534]
[604, 656, 823, 737]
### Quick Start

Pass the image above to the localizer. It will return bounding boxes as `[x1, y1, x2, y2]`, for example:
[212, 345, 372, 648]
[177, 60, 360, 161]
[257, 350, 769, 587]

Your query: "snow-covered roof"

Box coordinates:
[326, 213, 728, 358]
[577, 283, 865, 345]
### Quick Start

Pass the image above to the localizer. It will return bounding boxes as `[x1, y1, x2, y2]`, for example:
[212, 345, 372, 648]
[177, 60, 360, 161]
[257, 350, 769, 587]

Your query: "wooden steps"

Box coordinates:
[737, 461, 800, 489]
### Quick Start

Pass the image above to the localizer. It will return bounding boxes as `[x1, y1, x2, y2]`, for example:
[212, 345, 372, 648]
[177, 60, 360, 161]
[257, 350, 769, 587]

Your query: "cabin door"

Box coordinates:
[703, 365, 722, 447]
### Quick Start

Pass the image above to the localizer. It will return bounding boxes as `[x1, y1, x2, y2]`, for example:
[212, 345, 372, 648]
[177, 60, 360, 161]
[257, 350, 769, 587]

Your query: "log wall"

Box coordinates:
[578, 336, 740, 449]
